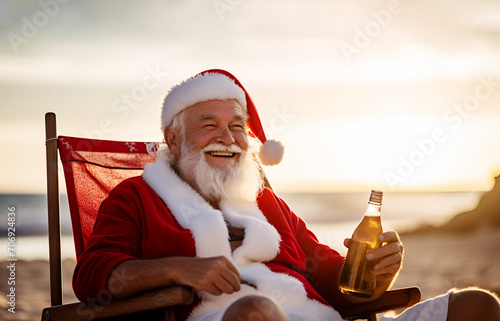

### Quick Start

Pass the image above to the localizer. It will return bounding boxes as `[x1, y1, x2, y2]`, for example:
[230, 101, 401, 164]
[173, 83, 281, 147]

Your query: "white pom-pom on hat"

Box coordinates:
[161, 69, 284, 165]
[258, 139, 285, 166]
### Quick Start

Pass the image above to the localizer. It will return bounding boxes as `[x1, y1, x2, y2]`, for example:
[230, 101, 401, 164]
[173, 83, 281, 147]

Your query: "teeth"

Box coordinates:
[208, 151, 235, 157]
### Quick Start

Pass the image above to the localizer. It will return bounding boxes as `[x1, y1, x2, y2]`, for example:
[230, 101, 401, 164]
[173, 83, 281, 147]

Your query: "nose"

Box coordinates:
[215, 125, 235, 145]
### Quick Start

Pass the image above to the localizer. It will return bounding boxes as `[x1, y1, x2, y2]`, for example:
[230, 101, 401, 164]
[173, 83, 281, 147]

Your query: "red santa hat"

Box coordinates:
[161, 69, 284, 166]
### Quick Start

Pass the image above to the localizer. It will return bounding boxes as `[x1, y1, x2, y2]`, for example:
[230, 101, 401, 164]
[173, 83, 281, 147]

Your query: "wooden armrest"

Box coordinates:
[41, 286, 194, 321]
[337, 287, 421, 320]
[41, 283, 418, 321]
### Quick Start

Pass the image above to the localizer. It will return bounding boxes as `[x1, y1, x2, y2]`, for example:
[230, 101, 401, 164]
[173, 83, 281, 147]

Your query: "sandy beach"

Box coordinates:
[1, 226, 499, 321]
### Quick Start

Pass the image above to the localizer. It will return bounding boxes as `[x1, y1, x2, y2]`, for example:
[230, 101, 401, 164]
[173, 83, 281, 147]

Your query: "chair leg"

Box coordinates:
[367, 313, 377, 321]
[163, 308, 175, 321]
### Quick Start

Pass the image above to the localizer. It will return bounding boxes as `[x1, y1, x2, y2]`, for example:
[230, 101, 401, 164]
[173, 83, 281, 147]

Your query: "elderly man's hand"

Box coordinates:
[368, 231, 403, 282]
[108, 255, 241, 300]
[343, 231, 403, 289]
[172, 256, 241, 296]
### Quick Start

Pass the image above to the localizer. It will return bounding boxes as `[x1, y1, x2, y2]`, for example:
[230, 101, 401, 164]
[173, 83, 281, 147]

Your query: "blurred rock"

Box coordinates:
[404, 175, 500, 234]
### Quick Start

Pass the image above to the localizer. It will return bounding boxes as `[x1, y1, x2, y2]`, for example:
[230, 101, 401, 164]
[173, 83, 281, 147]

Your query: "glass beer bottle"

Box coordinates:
[339, 190, 383, 298]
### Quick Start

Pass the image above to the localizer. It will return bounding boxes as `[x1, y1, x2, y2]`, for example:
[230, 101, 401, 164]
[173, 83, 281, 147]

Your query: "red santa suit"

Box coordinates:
[73, 154, 350, 320]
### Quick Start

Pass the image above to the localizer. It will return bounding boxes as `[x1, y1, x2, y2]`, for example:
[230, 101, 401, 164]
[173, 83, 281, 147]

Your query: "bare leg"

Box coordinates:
[447, 288, 500, 321]
[221, 295, 291, 321]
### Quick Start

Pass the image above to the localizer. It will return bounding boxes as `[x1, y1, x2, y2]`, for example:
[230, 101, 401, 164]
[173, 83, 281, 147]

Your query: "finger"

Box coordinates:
[367, 241, 403, 261]
[209, 282, 224, 296]
[220, 269, 241, 292]
[378, 231, 400, 244]
[202, 270, 239, 295]
[212, 274, 239, 295]
[372, 262, 401, 277]
[208, 257, 241, 292]
[185, 257, 239, 293]
[373, 251, 402, 271]
[218, 257, 241, 292]
[343, 238, 351, 248]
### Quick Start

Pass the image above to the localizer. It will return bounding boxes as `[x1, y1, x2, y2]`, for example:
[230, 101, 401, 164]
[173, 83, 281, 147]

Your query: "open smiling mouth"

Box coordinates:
[207, 151, 237, 158]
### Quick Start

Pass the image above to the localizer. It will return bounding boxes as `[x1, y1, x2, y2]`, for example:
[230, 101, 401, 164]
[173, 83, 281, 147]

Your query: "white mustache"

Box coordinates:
[202, 144, 244, 154]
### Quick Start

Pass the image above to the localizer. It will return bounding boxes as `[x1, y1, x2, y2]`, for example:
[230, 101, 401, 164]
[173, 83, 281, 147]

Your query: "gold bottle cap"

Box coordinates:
[369, 190, 383, 204]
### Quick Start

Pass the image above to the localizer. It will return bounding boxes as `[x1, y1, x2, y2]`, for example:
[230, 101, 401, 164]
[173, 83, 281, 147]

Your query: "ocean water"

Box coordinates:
[0, 191, 484, 260]
[278, 191, 483, 255]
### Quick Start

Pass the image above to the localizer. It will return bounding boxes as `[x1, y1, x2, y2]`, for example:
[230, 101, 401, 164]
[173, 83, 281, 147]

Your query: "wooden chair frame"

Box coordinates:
[42, 112, 420, 321]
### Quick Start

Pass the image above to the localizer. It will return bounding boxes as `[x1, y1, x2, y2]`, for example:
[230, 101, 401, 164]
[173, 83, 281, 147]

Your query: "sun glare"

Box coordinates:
[267, 110, 498, 193]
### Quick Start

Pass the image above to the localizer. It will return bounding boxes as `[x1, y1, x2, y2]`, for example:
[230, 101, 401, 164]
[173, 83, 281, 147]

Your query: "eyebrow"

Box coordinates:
[200, 114, 216, 121]
[200, 113, 247, 121]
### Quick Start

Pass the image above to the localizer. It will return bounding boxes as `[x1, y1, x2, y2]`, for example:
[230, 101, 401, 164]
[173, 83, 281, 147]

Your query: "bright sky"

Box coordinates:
[1, 0, 500, 194]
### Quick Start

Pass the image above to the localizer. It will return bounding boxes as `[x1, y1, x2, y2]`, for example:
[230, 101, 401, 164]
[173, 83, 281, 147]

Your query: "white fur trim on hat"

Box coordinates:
[161, 72, 247, 132]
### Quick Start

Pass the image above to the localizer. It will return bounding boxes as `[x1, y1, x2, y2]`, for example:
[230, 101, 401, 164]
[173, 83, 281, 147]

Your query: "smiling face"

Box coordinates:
[167, 99, 249, 167]
[165, 99, 254, 198]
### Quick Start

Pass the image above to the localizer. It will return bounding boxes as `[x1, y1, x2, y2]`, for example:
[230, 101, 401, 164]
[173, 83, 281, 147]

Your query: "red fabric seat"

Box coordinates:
[58, 136, 160, 258]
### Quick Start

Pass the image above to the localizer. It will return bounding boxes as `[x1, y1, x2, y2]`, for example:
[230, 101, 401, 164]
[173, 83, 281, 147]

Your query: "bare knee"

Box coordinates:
[221, 295, 291, 321]
[447, 288, 500, 321]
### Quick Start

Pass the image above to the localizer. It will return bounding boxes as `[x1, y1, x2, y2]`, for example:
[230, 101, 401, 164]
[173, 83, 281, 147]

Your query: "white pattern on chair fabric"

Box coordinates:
[125, 142, 137, 152]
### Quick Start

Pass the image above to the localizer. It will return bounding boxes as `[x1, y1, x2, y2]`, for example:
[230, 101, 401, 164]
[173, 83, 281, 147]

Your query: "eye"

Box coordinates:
[231, 122, 246, 130]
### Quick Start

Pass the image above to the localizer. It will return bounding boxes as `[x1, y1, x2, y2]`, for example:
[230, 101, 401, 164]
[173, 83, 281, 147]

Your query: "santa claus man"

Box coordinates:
[73, 69, 500, 321]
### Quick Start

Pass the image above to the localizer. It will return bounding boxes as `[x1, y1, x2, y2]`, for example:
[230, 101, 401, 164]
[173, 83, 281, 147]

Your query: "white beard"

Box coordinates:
[176, 142, 264, 204]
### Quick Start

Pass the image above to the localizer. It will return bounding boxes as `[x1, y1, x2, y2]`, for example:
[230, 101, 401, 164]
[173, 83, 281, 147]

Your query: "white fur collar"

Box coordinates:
[142, 156, 342, 321]
[142, 155, 281, 266]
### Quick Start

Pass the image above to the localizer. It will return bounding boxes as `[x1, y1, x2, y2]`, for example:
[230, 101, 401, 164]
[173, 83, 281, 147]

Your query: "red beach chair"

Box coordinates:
[42, 112, 420, 321]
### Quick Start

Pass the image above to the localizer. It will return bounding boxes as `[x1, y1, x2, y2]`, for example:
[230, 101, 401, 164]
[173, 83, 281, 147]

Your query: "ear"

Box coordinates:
[164, 127, 181, 158]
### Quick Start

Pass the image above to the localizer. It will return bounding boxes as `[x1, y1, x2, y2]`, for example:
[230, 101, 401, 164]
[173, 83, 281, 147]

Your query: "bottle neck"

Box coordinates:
[365, 201, 381, 217]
